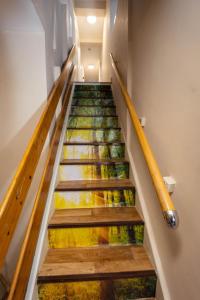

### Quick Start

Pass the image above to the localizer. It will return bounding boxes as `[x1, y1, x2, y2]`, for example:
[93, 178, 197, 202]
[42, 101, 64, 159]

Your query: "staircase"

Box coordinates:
[37, 83, 157, 299]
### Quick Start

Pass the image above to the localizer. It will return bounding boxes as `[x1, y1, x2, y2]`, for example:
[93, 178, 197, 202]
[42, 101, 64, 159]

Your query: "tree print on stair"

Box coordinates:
[66, 129, 121, 143]
[75, 84, 111, 91]
[37, 84, 157, 300]
[62, 144, 125, 160]
[72, 98, 114, 106]
[71, 106, 116, 116]
[73, 90, 113, 98]
[54, 189, 135, 209]
[58, 163, 129, 181]
[48, 224, 144, 248]
[68, 116, 118, 129]
[38, 276, 156, 300]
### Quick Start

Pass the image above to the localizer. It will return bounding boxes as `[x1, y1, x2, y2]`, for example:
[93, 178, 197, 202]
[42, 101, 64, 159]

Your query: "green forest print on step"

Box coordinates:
[62, 144, 125, 160]
[68, 116, 118, 129]
[72, 98, 114, 106]
[54, 189, 135, 209]
[75, 84, 111, 91]
[38, 276, 156, 300]
[73, 90, 113, 98]
[48, 224, 144, 248]
[58, 163, 129, 181]
[71, 106, 116, 116]
[65, 129, 121, 143]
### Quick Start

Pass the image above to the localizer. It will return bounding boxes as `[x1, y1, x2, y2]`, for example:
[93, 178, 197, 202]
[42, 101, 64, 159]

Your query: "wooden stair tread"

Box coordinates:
[66, 127, 120, 130]
[73, 96, 113, 99]
[71, 105, 116, 108]
[67, 127, 121, 130]
[64, 142, 125, 146]
[49, 207, 143, 228]
[56, 179, 134, 191]
[69, 115, 117, 117]
[38, 245, 155, 283]
[60, 159, 128, 165]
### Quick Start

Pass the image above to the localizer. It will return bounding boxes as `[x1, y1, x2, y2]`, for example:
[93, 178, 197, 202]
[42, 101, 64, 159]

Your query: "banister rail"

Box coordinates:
[0, 45, 76, 269]
[8, 65, 76, 300]
[110, 53, 178, 229]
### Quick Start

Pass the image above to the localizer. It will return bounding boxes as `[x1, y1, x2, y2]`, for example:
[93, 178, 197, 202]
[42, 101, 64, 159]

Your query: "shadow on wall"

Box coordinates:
[0, 102, 45, 201]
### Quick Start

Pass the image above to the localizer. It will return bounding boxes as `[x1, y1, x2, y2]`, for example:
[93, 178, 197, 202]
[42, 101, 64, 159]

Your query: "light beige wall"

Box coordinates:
[110, 0, 128, 84]
[101, 0, 111, 81]
[0, 0, 77, 283]
[108, 0, 200, 299]
[0, 1, 47, 281]
[101, 0, 128, 83]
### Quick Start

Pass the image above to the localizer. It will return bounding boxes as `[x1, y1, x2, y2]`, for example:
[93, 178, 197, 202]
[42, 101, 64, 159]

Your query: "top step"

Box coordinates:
[75, 85, 111, 91]
[73, 91, 113, 99]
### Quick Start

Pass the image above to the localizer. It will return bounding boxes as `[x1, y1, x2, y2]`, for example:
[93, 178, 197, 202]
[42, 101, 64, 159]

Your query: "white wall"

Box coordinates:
[33, 0, 76, 92]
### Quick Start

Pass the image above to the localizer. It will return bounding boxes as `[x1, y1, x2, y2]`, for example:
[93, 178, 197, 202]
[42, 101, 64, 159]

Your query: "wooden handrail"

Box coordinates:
[8, 66, 76, 300]
[110, 53, 178, 229]
[0, 45, 76, 269]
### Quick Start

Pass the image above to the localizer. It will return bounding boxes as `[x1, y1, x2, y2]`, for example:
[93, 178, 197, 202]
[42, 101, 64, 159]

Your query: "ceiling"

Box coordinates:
[77, 15, 104, 43]
[74, 0, 106, 10]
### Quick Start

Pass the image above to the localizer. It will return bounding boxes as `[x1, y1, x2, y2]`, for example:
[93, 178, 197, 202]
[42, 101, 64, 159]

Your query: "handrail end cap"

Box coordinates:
[163, 210, 179, 229]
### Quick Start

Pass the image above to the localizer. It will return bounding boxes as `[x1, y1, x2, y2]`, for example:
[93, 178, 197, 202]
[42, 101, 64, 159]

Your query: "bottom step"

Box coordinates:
[38, 245, 156, 299]
[38, 277, 156, 300]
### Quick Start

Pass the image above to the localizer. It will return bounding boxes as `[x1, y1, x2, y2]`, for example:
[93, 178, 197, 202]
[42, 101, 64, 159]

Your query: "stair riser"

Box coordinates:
[38, 276, 156, 300]
[66, 129, 121, 143]
[75, 85, 111, 91]
[68, 116, 118, 129]
[62, 144, 125, 160]
[54, 189, 135, 209]
[58, 163, 129, 181]
[71, 106, 116, 116]
[73, 99, 114, 106]
[73, 91, 113, 98]
[48, 224, 144, 248]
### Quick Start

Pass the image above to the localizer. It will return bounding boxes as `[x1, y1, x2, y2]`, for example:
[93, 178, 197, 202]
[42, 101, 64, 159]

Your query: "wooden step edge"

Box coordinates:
[69, 115, 117, 118]
[73, 96, 113, 99]
[74, 89, 112, 92]
[60, 159, 129, 165]
[66, 127, 121, 131]
[37, 245, 156, 284]
[37, 269, 156, 284]
[63, 142, 125, 146]
[48, 207, 144, 229]
[55, 179, 134, 191]
[48, 220, 144, 229]
[71, 105, 116, 108]
[74, 81, 112, 84]
[67, 127, 121, 130]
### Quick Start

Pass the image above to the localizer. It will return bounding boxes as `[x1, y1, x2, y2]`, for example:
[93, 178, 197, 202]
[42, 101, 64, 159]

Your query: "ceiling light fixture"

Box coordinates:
[88, 64, 95, 70]
[87, 16, 96, 24]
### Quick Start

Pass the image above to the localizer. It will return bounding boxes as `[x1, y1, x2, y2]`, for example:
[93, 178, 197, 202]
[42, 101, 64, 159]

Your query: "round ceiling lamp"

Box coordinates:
[87, 16, 96, 24]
